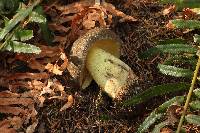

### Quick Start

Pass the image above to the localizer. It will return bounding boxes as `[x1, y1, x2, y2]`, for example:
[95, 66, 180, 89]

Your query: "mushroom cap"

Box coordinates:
[70, 28, 123, 88]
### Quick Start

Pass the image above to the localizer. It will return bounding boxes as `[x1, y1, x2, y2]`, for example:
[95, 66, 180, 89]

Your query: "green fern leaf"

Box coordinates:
[12, 29, 33, 41]
[3, 40, 41, 54]
[139, 47, 160, 59]
[194, 34, 200, 43]
[194, 88, 200, 98]
[137, 96, 184, 133]
[185, 114, 200, 125]
[0, 0, 19, 15]
[31, 6, 53, 45]
[140, 39, 196, 59]
[157, 39, 186, 45]
[152, 121, 169, 133]
[190, 100, 200, 110]
[160, 0, 200, 9]
[0, 1, 39, 41]
[29, 11, 46, 23]
[156, 44, 196, 54]
[158, 64, 193, 77]
[123, 83, 189, 106]
[137, 112, 162, 133]
[171, 19, 200, 29]
[164, 55, 197, 67]
[157, 96, 184, 112]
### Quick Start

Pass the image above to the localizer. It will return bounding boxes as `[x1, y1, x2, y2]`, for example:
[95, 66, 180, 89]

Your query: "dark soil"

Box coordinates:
[33, 0, 194, 133]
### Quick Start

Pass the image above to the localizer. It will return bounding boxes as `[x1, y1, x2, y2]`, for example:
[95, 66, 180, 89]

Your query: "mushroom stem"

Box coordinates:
[86, 46, 136, 99]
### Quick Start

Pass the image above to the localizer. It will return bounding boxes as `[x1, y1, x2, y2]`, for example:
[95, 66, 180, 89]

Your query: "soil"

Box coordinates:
[0, 0, 195, 132]
[35, 0, 192, 132]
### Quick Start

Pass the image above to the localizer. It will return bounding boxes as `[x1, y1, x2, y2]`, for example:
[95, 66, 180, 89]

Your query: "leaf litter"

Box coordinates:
[0, 0, 139, 132]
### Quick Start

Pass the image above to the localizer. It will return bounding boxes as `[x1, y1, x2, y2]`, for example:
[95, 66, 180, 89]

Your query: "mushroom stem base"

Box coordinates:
[86, 47, 137, 99]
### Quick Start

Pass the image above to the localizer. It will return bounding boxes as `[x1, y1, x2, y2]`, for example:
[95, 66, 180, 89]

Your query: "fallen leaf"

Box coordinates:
[49, 23, 70, 33]
[102, 2, 137, 22]
[60, 95, 74, 111]
[183, 8, 197, 19]
[0, 91, 20, 98]
[45, 63, 63, 75]
[166, 105, 183, 125]
[0, 119, 16, 133]
[160, 127, 173, 133]
[166, 21, 175, 29]
[26, 120, 38, 133]
[10, 116, 23, 129]
[0, 97, 33, 106]
[6, 72, 49, 80]
[40, 80, 54, 96]
[163, 5, 176, 16]
[38, 96, 45, 107]
[0, 106, 27, 115]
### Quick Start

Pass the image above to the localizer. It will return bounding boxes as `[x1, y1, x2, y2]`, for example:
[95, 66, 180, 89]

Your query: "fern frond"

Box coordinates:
[185, 114, 200, 125]
[190, 100, 200, 110]
[171, 19, 200, 29]
[156, 44, 196, 54]
[0, 0, 40, 42]
[137, 96, 184, 133]
[140, 43, 196, 59]
[3, 40, 41, 54]
[29, 11, 46, 23]
[160, 0, 200, 9]
[12, 29, 33, 41]
[158, 64, 193, 77]
[123, 83, 189, 106]
[137, 112, 162, 133]
[194, 89, 200, 98]
[194, 34, 200, 43]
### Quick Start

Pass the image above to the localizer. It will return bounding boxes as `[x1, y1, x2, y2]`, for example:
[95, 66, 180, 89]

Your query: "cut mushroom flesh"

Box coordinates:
[86, 46, 136, 98]
[70, 28, 138, 99]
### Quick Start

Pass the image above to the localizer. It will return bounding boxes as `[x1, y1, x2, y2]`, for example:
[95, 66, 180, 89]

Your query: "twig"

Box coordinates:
[176, 55, 200, 133]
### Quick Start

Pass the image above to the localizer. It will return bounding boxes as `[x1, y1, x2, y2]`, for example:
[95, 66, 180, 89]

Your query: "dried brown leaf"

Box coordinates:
[163, 5, 176, 16]
[102, 2, 137, 22]
[37, 45, 61, 58]
[60, 95, 74, 111]
[0, 97, 33, 106]
[0, 106, 27, 115]
[160, 128, 173, 133]
[166, 105, 183, 125]
[45, 63, 63, 75]
[60, 52, 69, 70]
[7, 72, 49, 80]
[166, 21, 175, 29]
[28, 59, 46, 72]
[57, 1, 92, 15]
[38, 96, 45, 107]
[49, 23, 70, 33]
[0, 119, 16, 133]
[0, 91, 20, 98]
[10, 116, 23, 129]
[83, 19, 96, 29]
[28, 80, 45, 90]
[26, 120, 38, 133]
[53, 79, 65, 92]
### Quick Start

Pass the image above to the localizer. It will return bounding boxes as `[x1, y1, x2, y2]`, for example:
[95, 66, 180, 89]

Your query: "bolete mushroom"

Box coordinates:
[69, 28, 138, 99]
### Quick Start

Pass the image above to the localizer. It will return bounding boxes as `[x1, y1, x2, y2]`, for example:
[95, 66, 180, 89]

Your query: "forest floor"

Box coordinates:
[0, 0, 194, 132]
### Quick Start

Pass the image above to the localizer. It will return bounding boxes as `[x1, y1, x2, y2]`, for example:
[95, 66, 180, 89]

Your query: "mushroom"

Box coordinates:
[69, 28, 138, 99]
